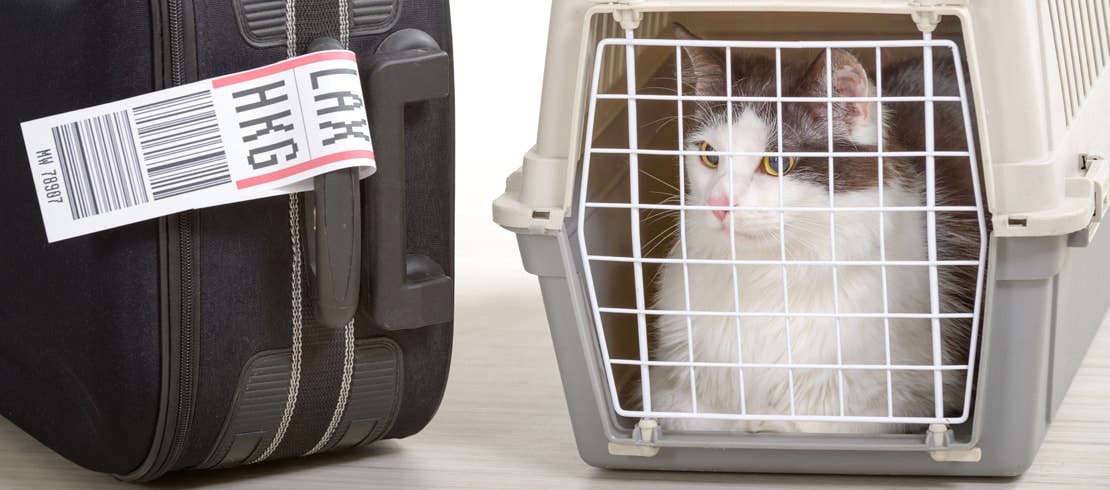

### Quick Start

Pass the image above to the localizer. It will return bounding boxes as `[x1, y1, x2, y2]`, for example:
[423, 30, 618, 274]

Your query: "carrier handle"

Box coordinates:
[306, 37, 362, 329]
[364, 29, 453, 330]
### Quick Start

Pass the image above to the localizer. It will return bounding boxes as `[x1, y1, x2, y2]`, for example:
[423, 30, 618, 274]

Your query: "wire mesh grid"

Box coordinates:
[576, 31, 987, 426]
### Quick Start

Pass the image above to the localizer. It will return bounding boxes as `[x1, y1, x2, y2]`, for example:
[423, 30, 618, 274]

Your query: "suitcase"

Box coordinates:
[0, 0, 454, 480]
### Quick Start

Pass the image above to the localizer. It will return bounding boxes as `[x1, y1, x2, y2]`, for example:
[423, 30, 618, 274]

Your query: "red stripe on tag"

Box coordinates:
[212, 51, 357, 89]
[235, 150, 375, 189]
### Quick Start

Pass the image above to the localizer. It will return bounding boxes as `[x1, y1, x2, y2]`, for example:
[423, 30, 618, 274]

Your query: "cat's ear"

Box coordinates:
[673, 23, 726, 96]
[800, 49, 874, 130]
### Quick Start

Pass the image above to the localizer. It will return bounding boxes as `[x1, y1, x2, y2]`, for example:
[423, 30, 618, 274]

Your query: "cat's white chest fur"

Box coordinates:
[649, 189, 939, 434]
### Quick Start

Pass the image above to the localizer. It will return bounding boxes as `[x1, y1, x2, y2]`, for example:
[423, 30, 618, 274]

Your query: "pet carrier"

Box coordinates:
[495, 0, 1110, 476]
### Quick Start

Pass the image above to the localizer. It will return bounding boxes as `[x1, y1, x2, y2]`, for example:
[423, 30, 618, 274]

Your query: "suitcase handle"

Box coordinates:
[306, 37, 362, 329]
[363, 29, 453, 330]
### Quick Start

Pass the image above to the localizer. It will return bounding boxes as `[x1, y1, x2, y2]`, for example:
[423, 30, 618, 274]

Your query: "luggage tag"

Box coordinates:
[20, 50, 374, 242]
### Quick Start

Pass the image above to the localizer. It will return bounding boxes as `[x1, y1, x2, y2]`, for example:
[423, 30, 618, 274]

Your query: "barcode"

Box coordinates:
[51, 112, 150, 220]
[134, 90, 231, 200]
[49, 90, 233, 221]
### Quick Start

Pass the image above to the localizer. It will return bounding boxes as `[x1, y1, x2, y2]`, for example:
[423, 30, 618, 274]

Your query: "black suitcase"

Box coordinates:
[0, 0, 454, 480]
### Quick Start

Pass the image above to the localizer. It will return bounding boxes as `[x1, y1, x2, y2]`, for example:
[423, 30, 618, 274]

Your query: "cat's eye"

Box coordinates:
[698, 141, 719, 168]
[761, 155, 797, 176]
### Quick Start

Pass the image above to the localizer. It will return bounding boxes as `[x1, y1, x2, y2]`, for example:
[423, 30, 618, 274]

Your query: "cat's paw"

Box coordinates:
[795, 421, 896, 434]
[651, 389, 752, 433]
[749, 420, 797, 433]
[660, 417, 751, 433]
[752, 420, 854, 433]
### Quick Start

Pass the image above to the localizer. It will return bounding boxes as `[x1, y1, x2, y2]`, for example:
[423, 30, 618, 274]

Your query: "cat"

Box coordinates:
[646, 24, 981, 434]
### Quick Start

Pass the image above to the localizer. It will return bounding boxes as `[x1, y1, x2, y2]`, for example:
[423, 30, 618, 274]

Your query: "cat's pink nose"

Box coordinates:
[707, 196, 731, 222]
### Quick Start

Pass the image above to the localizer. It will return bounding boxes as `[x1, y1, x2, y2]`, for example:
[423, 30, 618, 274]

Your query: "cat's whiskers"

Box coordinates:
[641, 74, 680, 94]
[643, 223, 682, 286]
[641, 223, 680, 258]
[639, 169, 679, 192]
[640, 196, 682, 227]
[641, 220, 679, 247]
[643, 113, 699, 132]
[642, 212, 675, 226]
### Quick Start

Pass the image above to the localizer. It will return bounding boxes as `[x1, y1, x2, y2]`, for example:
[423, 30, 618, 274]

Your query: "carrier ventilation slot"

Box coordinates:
[1048, 0, 1110, 125]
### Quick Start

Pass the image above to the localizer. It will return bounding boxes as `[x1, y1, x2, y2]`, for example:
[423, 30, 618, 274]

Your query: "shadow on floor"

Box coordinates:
[581, 467, 1023, 488]
[141, 442, 403, 488]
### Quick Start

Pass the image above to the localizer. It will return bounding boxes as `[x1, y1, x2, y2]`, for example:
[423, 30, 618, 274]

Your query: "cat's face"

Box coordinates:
[676, 25, 886, 254]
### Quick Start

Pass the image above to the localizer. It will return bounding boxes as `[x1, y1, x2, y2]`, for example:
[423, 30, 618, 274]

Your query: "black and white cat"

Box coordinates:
[648, 25, 980, 434]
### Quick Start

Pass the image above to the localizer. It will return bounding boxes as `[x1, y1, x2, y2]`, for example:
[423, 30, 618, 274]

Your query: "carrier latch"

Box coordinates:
[1068, 154, 1109, 247]
[608, 418, 661, 457]
[926, 424, 982, 463]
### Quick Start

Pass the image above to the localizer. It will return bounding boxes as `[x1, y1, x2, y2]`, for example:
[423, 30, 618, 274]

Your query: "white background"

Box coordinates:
[452, 1, 550, 291]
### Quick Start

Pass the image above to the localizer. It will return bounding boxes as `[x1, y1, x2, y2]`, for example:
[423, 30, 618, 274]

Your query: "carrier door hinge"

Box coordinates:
[612, 9, 643, 31]
[1068, 155, 1109, 247]
[908, 0, 968, 32]
[926, 424, 982, 463]
[590, 0, 644, 30]
[608, 418, 661, 457]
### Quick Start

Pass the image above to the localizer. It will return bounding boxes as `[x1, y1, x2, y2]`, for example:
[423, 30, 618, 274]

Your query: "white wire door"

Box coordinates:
[577, 31, 987, 427]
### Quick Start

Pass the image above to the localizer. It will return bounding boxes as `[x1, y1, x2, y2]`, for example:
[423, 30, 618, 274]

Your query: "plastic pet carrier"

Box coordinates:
[1, 0, 453, 481]
[495, 0, 1110, 476]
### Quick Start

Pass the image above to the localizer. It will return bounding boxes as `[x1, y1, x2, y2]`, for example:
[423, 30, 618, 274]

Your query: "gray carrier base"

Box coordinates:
[514, 220, 1110, 476]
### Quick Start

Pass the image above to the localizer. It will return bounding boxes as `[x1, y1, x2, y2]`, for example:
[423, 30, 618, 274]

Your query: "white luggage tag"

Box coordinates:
[20, 50, 374, 242]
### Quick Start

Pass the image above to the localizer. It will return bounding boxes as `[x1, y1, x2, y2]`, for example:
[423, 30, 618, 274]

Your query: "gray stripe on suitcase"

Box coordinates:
[250, 195, 305, 464]
[305, 318, 356, 455]
[197, 339, 401, 468]
[255, 0, 357, 462]
[305, 6, 355, 454]
[314, 339, 403, 453]
[264, 300, 347, 460]
[251, 2, 304, 462]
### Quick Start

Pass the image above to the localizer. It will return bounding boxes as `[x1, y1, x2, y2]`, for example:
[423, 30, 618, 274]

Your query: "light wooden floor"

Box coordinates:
[1, 270, 1108, 488]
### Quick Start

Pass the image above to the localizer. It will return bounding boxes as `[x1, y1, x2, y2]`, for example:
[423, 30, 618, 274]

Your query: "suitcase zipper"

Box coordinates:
[138, 0, 198, 480]
[164, 211, 197, 475]
[168, 0, 186, 85]
[162, 0, 198, 475]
